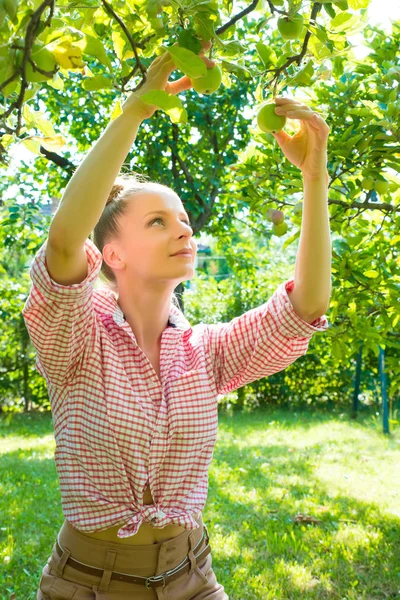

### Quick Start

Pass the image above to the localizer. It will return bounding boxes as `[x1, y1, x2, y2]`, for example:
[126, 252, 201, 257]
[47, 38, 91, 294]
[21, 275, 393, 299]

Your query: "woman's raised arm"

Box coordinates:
[48, 43, 214, 253]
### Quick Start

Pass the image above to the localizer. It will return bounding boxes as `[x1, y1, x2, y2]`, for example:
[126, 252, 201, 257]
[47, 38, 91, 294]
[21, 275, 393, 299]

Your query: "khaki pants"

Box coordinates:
[37, 514, 229, 599]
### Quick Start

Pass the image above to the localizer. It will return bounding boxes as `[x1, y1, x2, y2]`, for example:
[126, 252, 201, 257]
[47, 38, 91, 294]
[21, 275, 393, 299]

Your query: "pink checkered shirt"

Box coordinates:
[22, 237, 329, 538]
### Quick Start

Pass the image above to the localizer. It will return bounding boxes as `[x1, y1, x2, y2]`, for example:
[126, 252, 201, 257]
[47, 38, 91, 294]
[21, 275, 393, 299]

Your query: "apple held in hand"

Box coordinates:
[190, 65, 222, 95]
[277, 13, 304, 40]
[257, 103, 286, 133]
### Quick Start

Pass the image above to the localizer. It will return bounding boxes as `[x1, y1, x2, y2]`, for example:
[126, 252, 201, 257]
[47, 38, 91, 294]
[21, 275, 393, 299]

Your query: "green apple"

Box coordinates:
[272, 221, 288, 236]
[190, 65, 222, 95]
[361, 177, 374, 191]
[375, 180, 389, 195]
[257, 102, 286, 133]
[277, 13, 304, 40]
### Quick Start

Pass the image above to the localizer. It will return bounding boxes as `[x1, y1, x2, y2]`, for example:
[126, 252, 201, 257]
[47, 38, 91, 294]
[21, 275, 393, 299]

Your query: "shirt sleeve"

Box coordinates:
[205, 277, 329, 397]
[22, 236, 103, 387]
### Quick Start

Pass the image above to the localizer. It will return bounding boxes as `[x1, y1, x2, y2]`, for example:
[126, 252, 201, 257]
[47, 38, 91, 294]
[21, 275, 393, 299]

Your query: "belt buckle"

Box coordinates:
[145, 573, 166, 589]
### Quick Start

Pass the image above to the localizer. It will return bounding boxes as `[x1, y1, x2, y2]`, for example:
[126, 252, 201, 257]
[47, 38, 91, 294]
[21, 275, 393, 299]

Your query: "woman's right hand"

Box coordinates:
[123, 40, 216, 120]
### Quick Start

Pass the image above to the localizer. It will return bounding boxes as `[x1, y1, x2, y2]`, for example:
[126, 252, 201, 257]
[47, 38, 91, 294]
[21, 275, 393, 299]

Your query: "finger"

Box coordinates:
[275, 104, 311, 115]
[150, 53, 174, 71]
[284, 109, 317, 120]
[159, 57, 176, 74]
[202, 56, 217, 68]
[283, 110, 329, 135]
[270, 128, 292, 147]
[200, 39, 212, 51]
[167, 75, 192, 95]
[274, 96, 301, 105]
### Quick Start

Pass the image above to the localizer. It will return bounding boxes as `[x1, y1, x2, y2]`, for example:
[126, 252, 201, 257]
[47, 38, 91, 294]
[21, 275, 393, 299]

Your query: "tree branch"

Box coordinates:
[215, 0, 260, 36]
[0, 0, 55, 142]
[101, 0, 147, 91]
[261, 2, 323, 97]
[38, 145, 76, 171]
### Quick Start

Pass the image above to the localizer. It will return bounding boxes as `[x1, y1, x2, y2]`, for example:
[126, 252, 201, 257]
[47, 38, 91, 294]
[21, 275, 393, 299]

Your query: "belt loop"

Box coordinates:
[187, 531, 197, 575]
[98, 549, 117, 593]
[56, 546, 71, 578]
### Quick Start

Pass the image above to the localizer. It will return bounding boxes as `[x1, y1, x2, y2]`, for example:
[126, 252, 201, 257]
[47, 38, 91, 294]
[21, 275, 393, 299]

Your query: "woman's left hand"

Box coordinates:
[272, 96, 330, 182]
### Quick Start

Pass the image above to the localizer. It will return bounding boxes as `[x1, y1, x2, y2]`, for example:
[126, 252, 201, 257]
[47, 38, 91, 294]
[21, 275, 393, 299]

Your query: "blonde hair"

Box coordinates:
[91, 172, 181, 308]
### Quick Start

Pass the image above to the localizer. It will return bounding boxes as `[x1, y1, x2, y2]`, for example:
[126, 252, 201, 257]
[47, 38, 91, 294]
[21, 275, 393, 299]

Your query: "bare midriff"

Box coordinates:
[80, 484, 189, 545]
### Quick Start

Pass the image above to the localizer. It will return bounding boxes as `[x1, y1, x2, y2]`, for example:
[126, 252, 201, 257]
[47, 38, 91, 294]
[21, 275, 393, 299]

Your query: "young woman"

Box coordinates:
[23, 40, 330, 600]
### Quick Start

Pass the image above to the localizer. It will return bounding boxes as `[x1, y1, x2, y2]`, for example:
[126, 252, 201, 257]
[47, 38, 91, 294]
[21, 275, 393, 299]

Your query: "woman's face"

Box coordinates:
[104, 186, 197, 286]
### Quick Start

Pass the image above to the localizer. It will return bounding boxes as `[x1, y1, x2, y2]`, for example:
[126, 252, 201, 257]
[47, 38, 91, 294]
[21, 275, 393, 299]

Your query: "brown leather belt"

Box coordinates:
[55, 524, 211, 590]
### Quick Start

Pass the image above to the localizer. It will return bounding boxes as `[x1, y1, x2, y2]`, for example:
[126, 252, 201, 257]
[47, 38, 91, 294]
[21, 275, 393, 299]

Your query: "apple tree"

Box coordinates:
[0, 0, 398, 412]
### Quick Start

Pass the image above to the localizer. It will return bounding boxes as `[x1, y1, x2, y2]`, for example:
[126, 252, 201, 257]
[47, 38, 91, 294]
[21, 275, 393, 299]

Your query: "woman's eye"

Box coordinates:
[149, 218, 192, 227]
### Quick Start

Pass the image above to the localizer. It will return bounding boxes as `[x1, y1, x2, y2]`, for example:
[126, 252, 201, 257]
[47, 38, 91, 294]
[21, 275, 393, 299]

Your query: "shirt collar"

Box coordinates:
[93, 286, 192, 333]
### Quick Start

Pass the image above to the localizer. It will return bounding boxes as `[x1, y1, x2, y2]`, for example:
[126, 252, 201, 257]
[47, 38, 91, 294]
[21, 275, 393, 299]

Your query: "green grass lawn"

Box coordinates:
[1, 405, 399, 600]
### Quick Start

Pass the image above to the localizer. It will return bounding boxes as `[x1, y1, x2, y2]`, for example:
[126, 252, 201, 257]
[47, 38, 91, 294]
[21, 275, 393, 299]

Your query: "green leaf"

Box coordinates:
[219, 59, 252, 80]
[34, 134, 66, 152]
[22, 138, 42, 155]
[286, 60, 315, 86]
[82, 74, 113, 91]
[138, 90, 188, 124]
[112, 31, 135, 61]
[162, 45, 207, 78]
[48, 73, 64, 91]
[282, 229, 300, 250]
[218, 40, 246, 58]
[110, 100, 123, 121]
[145, 0, 163, 18]
[364, 270, 379, 278]
[177, 29, 203, 54]
[75, 34, 112, 71]
[323, 3, 337, 18]
[348, 0, 369, 7]
[4, 0, 18, 22]
[0, 134, 14, 149]
[22, 104, 56, 137]
[330, 11, 358, 31]
[255, 42, 272, 68]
